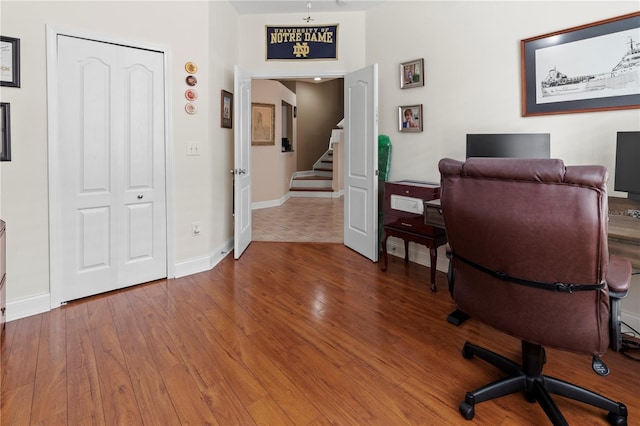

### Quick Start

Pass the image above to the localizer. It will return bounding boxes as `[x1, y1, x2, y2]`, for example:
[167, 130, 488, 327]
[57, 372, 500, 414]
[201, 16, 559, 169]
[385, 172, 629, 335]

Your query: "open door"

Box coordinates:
[344, 64, 379, 261]
[233, 66, 252, 259]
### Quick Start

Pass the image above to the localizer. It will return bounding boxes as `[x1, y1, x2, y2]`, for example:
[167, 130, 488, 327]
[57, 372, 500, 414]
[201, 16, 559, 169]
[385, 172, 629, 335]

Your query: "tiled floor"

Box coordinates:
[252, 197, 343, 243]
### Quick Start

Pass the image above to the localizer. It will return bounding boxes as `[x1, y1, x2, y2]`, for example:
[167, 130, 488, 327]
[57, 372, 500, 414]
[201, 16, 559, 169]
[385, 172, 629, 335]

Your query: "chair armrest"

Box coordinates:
[607, 255, 631, 298]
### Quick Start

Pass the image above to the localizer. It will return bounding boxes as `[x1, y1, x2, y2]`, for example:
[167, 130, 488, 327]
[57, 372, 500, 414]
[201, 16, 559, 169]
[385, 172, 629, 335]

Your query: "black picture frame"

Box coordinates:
[1, 103, 11, 161]
[521, 12, 640, 116]
[0, 36, 20, 88]
[221, 90, 233, 129]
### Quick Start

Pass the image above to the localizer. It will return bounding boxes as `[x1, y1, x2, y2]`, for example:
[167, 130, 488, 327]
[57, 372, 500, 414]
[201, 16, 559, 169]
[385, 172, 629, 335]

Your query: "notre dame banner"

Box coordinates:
[266, 25, 338, 60]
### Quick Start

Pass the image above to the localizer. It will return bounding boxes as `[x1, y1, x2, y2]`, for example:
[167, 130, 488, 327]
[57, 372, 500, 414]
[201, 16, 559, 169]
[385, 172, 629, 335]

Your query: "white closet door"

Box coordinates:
[57, 35, 166, 302]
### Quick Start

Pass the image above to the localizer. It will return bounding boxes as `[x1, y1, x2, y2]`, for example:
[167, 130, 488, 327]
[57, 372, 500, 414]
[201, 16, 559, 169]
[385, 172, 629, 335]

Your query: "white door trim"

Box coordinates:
[46, 25, 175, 308]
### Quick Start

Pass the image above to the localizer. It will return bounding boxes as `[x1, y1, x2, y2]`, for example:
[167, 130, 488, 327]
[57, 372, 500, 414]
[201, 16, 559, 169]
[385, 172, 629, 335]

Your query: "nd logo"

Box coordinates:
[293, 42, 310, 58]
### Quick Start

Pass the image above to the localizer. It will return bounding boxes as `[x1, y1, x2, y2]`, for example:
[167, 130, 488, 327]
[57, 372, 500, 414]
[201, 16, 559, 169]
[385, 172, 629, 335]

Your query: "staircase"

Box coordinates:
[289, 149, 337, 197]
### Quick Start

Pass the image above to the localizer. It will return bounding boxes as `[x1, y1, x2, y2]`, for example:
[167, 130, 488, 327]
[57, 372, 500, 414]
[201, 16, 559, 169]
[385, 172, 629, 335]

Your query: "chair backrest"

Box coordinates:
[439, 158, 611, 356]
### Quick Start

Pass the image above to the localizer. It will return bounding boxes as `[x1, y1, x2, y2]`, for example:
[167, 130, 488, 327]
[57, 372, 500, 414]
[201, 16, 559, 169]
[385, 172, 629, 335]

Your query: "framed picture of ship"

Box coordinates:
[521, 12, 640, 116]
[400, 58, 424, 89]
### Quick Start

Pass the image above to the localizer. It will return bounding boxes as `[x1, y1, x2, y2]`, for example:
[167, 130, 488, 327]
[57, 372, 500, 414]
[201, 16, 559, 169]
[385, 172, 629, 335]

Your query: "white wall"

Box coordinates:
[368, 1, 640, 191]
[251, 80, 297, 204]
[0, 1, 238, 318]
[208, 0, 239, 265]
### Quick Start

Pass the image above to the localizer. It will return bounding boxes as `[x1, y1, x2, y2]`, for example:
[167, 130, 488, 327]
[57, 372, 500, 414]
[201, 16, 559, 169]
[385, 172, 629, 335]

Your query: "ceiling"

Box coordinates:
[228, 0, 385, 16]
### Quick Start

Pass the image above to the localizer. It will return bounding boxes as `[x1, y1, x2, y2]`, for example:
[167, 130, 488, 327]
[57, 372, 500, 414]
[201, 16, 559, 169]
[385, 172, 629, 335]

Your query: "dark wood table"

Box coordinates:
[381, 181, 447, 291]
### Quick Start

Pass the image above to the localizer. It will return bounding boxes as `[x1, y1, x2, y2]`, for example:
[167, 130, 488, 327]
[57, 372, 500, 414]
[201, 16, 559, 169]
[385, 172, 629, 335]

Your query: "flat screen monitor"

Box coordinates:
[466, 133, 550, 159]
[614, 131, 640, 201]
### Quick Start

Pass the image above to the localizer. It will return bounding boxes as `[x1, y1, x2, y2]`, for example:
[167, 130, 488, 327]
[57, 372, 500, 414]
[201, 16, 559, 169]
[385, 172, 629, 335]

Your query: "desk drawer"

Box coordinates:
[385, 213, 445, 236]
[385, 181, 440, 201]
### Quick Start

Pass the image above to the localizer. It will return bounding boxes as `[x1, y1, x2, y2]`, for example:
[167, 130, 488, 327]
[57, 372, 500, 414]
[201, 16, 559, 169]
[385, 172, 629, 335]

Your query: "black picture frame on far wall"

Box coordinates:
[0, 36, 20, 88]
[1, 103, 11, 161]
[221, 90, 233, 129]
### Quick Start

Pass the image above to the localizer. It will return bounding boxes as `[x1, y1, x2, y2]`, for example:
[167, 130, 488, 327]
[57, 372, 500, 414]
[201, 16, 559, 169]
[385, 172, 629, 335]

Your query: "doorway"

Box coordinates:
[251, 77, 345, 243]
[47, 29, 172, 306]
[242, 65, 378, 261]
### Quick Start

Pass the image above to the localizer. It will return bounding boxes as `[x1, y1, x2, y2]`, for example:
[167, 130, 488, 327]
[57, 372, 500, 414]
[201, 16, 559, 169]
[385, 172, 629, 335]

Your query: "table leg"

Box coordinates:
[381, 231, 389, 271]
[429, 245, 437, 292]
[404, 240, 409, 263]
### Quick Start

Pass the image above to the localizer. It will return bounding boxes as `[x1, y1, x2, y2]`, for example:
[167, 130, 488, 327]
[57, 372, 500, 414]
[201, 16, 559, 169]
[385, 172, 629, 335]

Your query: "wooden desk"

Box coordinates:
[608, 197, 640, 269]
[381, 181, 447, 291]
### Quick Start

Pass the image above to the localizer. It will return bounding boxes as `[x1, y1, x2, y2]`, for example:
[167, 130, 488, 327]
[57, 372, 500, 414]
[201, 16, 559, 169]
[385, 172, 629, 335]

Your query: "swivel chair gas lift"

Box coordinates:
[439, 158, 630, 425]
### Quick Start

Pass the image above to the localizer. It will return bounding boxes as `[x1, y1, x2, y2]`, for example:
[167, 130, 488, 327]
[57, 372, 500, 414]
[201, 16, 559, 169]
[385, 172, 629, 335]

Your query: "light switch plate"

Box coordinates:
[187, 141, 200, 156]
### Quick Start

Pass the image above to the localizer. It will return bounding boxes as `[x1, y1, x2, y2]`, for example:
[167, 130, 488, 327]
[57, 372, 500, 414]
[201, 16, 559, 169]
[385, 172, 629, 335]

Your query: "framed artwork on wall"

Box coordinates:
[221, 90, 233, 129]
[1, 102, 11, 161]
[400, 58, 424, 89]
[398, 104, 423, 132]
[251, 103, 275, 145]
[0, 36, 20, 88]
[521, 12, 640, 116]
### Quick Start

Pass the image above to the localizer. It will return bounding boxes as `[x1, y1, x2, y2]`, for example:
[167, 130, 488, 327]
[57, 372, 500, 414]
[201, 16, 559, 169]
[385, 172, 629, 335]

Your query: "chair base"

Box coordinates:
[459, 341, 628, 426]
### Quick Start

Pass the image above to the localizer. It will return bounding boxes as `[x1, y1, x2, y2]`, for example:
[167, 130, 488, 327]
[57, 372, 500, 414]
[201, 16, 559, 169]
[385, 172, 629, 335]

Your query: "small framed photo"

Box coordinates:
[398, 104, 423, 132]
[400, 58, 424, 89]
[251, 103, 275, 145]
[221, 90, 233, 129]
[1, 36, 20, 88]
[1, 102, 11, 161]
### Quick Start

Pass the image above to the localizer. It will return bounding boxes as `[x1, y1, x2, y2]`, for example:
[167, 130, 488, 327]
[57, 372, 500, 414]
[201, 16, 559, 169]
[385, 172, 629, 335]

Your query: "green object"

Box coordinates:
[378, 134, 392, 182]
[378, 135, 392, 252]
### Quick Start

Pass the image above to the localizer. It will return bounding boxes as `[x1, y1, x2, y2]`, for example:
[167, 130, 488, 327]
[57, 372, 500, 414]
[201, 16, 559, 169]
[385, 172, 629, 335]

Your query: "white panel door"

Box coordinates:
[57, 35, 166, 302]
[344, 64, 379, 261]
[233, 66, 252, 259]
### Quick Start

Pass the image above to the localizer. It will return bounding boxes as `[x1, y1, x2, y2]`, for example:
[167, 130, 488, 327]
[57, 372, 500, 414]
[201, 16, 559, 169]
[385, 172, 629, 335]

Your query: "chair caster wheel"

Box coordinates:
[606, 412, 627, 426]
[524, 391, 536, 403]
[459, 402, 474, 420]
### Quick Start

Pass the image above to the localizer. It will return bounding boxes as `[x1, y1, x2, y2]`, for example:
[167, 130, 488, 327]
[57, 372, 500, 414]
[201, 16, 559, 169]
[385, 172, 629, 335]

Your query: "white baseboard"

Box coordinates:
[174, 239, 234, 278]
[289, 191, 341, 198]
[7, 293, 51, 322]
[385, 236, 449, 273]
[174, 255, 212, 278]
[210, 240, 234, 270]
[252, 194, 290, 210]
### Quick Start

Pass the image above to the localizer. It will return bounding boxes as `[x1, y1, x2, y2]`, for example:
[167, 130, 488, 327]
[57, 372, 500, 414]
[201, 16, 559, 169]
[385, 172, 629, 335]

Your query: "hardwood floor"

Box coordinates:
[2, 242, 639, 425]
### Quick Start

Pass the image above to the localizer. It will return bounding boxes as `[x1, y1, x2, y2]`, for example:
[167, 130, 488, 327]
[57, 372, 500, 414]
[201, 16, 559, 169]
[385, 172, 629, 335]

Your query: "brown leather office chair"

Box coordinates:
[439, 158, 630, 425]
